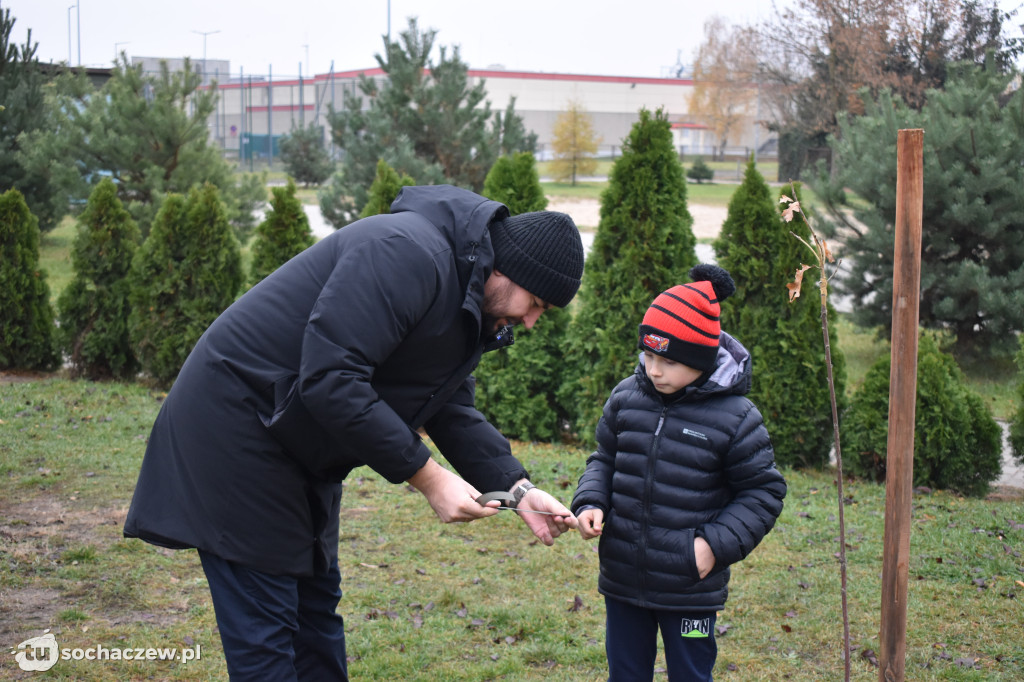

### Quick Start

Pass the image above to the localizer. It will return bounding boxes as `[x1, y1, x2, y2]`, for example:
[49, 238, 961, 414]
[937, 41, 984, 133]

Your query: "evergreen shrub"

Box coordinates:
[482, 153, 548, 214]
[686, 157, 714, 183]
[360, 160, 416, 218]
[0, 188, 58, 370]
[1010, 336, 1024, 465]
[57, 178, 141, 379]
[475, 152, 570, 441]
[129, 185, 243, 387]
[250, 178, 314, 285]
[844, 334, 1001, 497]
[474, 308, 573, 442]
[561, 108, 697, 444]
[715, 171, 846, 468]
[279, 124, 333, 187]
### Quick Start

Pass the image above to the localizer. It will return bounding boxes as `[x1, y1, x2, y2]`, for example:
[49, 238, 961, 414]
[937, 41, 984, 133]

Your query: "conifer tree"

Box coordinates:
[250, 179, 314, 285]
[482, 153, 548, 213]
[844, 334, 1001, 497]
[1, 8, 64, 232]
[130, 185, 243, 386]
[714, 164, 846, 468]
[475, 152, 573, 441]
[278, 124, 333, 188]
[57, 178, 141, 379]
[826, 60, 1024, 360]
[550, 99, 601, 186]
[561, 108, 697, 443]
[19, 56, 266, 239]
[321, 18, 533, 228]
[359, 160, 416, 218]
[0, 188, 58, 370]
[1011, 336, 1024, 464]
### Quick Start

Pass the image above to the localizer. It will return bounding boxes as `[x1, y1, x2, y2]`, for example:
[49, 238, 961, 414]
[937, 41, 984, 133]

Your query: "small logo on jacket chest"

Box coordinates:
[683, 428, 708, 441]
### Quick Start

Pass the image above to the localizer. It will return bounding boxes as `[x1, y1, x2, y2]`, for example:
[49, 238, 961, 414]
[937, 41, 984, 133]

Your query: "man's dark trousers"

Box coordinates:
[199, 550, 348, 681]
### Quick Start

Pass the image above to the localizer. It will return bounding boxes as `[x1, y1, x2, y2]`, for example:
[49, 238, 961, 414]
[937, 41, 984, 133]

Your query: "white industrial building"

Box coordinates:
[196, 65, 772, 163]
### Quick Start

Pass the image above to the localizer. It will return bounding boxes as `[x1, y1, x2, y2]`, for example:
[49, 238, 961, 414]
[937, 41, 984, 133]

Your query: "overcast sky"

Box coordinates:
[9, 0, 783, 79]
[8, 1, 1023, 80]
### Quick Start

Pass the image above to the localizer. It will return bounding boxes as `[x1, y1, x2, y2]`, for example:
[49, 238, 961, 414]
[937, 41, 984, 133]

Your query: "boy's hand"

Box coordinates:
[694, 536, 716, 579]
[577, 508, 603, 539]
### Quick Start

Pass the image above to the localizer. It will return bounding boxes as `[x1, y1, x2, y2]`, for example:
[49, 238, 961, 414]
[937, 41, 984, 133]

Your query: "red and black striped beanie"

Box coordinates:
[637, 264, 736, 372]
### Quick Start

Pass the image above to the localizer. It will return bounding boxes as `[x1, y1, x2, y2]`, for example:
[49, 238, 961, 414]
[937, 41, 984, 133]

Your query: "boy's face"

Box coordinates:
[643, 351, 702, 394]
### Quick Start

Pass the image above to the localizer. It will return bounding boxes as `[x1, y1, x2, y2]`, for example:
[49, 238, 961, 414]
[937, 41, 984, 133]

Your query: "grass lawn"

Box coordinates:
[1, 380, 1022, 680]
[9, 175, 1021, 679]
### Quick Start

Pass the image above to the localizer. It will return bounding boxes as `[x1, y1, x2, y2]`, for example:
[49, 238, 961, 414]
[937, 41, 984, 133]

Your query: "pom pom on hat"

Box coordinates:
[637, 265, 736, 372]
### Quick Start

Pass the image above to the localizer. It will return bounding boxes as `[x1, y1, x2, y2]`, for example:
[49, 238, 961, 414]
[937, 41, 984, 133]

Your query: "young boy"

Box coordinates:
[572, 264, 787, 681]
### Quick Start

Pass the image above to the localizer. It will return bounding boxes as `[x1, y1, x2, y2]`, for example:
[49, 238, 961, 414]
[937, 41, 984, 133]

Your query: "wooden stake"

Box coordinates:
[878, 129, 924, 681]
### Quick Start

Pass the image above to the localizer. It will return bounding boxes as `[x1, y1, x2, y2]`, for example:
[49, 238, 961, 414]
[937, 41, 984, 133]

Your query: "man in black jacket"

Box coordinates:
[123, 185, 584, 680]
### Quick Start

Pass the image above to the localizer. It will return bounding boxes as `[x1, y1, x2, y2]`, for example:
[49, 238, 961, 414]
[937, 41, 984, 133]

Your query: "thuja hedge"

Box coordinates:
[715, 168, 847, 469]
[250, 178, 314, 286]
[129, 184, 243, 387]
[474, 151, 572, 442]
[57, 178, 141, 379]
[844, 334, 1001, 497]
[0, 188, 58, 371]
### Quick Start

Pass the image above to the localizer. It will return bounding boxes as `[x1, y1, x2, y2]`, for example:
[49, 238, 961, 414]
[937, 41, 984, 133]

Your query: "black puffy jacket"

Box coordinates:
[571, 333, 786, 612]
[124, 186, 529, 576]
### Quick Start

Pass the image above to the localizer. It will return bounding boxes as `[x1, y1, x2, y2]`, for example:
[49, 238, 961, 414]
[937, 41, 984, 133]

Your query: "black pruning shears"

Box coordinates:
[475, 491, 567, 516]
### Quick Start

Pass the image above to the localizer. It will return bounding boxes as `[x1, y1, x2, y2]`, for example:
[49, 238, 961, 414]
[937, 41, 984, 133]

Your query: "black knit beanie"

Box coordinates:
[489, 211, 584, 308]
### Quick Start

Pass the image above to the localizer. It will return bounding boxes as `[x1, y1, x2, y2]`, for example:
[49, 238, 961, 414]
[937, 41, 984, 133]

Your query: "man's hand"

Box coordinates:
[577, 508, 603, 540]
[511, 480, 577, 545]
[407, 459, 500, 523]
[694, 536, 716, 579]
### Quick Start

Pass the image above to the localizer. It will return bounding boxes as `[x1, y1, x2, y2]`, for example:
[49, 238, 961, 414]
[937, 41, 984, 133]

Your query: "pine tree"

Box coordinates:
[57, 178, 141, 379]
[359, 160, 416, 218]
[0, 188, 58, 370]
[18, 56, 266, 240]
[474, 151, 573, 441]
[827, 60, 1024, 360]
[0, 7, 64, 232]
[714, 164, 846, 468]
[321, 18, 533, 228]
[561, 108, 697, 443]
[550, 100, 600, 186]
[130, 185, 243, 386]
[279, 124, 333, 188]
[250, 179, 314, 285]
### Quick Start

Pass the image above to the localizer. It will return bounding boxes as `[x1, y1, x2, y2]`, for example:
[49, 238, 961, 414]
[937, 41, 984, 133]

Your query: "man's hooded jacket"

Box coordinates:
[124, 186, 529, 576]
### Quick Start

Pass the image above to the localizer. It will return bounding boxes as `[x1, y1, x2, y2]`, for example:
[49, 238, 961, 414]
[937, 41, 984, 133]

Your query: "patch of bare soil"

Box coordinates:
[545, 197, 726, 239]
[0, 495, 171, 643]
[0, 370, 59, 384]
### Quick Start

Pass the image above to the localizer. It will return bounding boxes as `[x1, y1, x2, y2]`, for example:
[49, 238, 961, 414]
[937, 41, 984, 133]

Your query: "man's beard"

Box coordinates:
[480, 277, 520, 334]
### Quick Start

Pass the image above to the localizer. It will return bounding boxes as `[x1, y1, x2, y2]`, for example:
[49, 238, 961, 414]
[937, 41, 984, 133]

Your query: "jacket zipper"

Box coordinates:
[637, 408, 667, 602]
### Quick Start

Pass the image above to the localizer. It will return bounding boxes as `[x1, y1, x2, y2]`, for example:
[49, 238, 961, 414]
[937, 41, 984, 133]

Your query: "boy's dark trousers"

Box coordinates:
[198, 550, 348, 681]
[604, 596, 717, 682]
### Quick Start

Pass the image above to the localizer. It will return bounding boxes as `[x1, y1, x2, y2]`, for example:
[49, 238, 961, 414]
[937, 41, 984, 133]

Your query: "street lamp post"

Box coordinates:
[76, 2, 81, 65]
[67, 5, 75, 65]
[191, 29, 220, 85]
[114, 41, 129, 65]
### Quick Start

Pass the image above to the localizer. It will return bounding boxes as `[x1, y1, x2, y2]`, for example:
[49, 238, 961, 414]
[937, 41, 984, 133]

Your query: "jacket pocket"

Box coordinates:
[259, 378, 354, 482]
